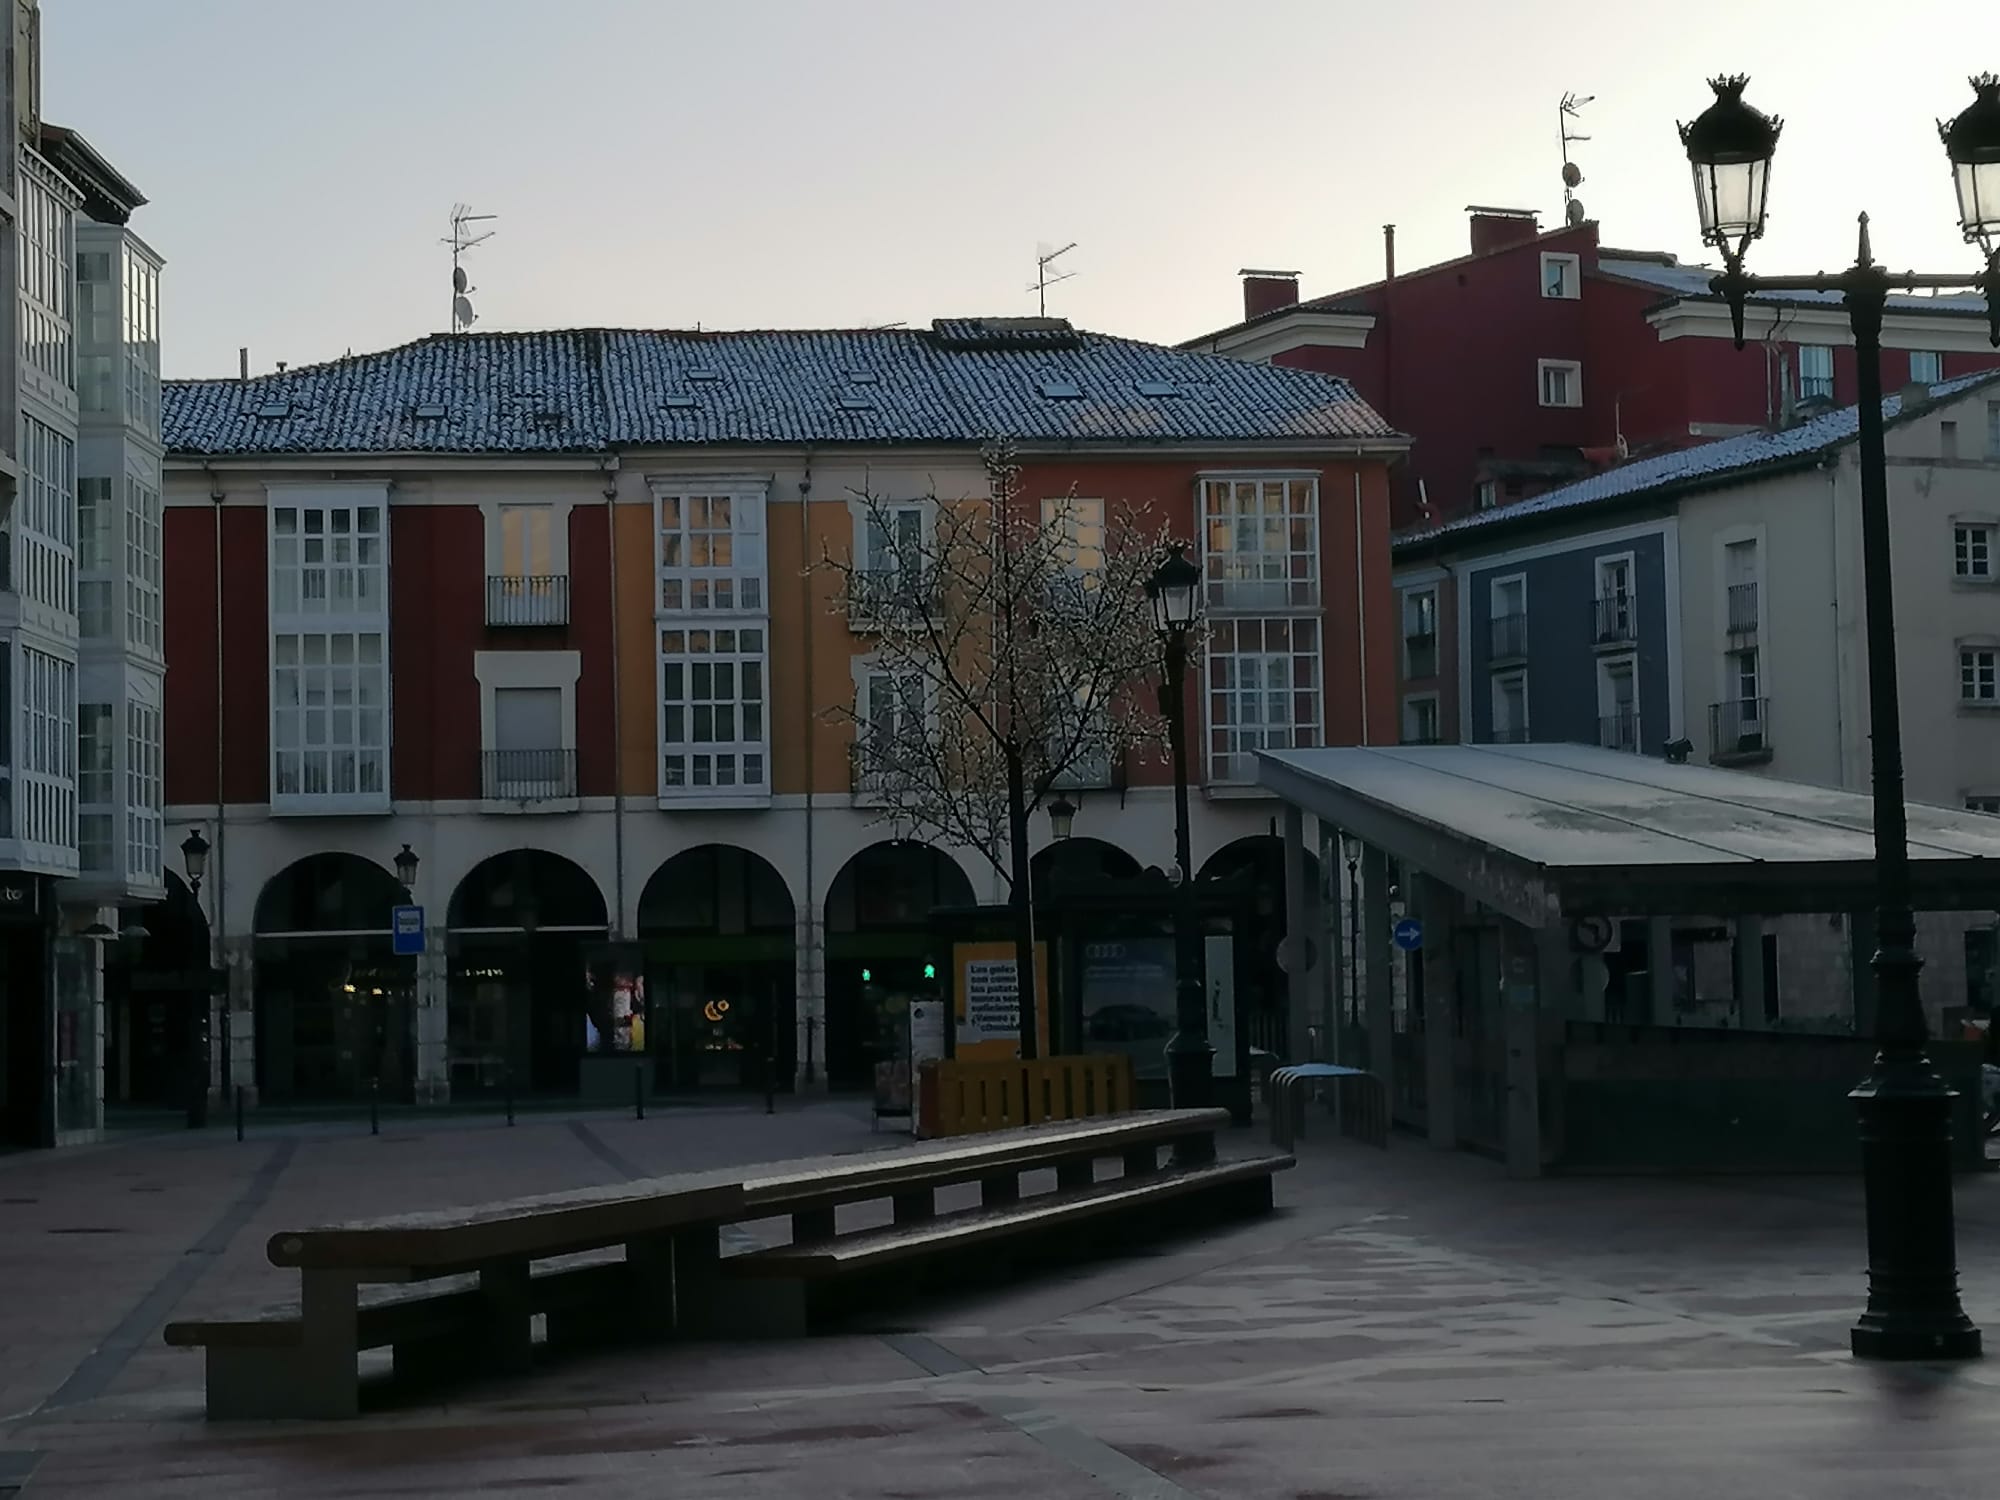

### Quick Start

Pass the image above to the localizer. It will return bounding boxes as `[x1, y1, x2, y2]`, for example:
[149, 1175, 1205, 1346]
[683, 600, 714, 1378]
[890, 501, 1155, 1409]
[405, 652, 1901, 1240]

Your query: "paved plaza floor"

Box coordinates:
[3, 1100, 2000, 1498]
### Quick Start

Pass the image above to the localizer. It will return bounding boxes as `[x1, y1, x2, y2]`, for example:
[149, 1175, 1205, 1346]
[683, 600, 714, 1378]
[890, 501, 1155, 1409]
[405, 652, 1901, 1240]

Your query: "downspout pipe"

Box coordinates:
[601, 454, 624, 937]
[205, 463, 229, 1099]
[1354, 471, 1370, 744]
[797, 456, 817, 1089]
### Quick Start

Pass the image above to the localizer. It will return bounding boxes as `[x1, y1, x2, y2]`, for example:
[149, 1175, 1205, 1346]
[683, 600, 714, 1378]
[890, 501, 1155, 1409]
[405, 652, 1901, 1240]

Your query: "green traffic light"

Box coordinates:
[861, 967, 872, 982]
[923, 962, 937, 980]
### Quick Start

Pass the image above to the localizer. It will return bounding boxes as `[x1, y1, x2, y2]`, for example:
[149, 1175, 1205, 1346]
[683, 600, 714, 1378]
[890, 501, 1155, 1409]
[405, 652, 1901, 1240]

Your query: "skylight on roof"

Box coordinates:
[254, 401, 290, 419]
[661, 395, 698, 409]
[686, 369, 721, 382]
[1039, 379, 1084, 400]
[837, 395, 878, 411]
[844, 369, 880, 385]
[1135, 380, 1180, 398]
[413, 402, 447, 419]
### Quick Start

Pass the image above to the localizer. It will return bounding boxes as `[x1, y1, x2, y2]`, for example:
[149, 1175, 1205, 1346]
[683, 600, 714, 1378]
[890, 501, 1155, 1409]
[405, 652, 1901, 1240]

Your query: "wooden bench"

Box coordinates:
[164, 1109, 1284, 1419]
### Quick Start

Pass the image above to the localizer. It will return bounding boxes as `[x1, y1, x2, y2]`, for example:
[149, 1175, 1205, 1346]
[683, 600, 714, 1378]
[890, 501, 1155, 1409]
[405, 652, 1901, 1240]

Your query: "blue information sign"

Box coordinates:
[392, 904, 425, 956]
[1392, 917, 1424, 952]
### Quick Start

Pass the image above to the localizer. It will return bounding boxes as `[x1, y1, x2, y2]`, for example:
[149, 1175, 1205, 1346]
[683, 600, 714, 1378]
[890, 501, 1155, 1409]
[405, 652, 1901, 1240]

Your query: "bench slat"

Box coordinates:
[723, 1153, 1291, 1280]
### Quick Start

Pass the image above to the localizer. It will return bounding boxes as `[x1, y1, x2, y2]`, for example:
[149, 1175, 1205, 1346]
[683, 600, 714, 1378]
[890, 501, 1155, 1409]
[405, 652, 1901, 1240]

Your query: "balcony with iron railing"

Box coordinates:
[1598, 708, 1639, 752]
[481, 749, 578, 806]
[846, 567, 936, 629]
[1593, 592, 1636, 649]
[1488, 723, 1531, 745]
[848, 735, 928, 802]
[1404, 630, 1438, 680]
[486, 574, 570, 628]
[1489, 611, 1528, 662]
[1727, 582, 1759, 636]
[1709, 696, 1772, 766]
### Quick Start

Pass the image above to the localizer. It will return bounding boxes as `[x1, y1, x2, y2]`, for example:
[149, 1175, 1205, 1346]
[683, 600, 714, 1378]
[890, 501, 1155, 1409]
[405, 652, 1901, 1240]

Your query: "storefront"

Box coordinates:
[103, 873, 212, 1111]
[639, 845, 794, 1093]
[445, 849, 608, 1097]
[823, 841, 973, 1091]
[252, 854, 410, 1103]
[0, 874, 55, 1147]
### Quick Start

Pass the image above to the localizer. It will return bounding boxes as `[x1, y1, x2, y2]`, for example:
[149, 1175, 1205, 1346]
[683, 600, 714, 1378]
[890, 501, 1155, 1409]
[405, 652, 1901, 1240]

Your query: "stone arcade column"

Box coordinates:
[221, 936, 257, 1105]
[413, 924, 449, 1105]
[1413, 871, 1455, 1151]
[1361, 846, 1397, 1127]
[794, 902, 826, 1094]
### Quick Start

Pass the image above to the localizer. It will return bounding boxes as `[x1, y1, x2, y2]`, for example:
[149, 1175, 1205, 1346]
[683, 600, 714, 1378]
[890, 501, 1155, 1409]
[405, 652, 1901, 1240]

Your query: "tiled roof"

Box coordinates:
[1597, 255, 1995, 316]
[1398, 368, 2000, 551]
[163, 323, 1402, 457]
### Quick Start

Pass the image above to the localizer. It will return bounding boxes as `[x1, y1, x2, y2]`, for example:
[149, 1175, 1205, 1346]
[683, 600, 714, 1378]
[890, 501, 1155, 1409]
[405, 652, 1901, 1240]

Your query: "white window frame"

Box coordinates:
[852, 657, 935, 804]
[1955, 519, 1996, 582]
[77, 701, 115, 874]
[1474, 478, 1498, 511]
[475, 650, 581, 810]
[15, 646, 78, 866]
[267, 483, 393, 815]
[1799, 344, 1835, 400]
[1595, 551, 1635, 641]
[1203, 616, 1323, 784]
[125, 693, 163, 885]
[842, 496, 931, 627]
[1540, 252, 1580, 300]
[1597, 654, 1639, 752]
[1960, 642, 2000, 706]
[1491, 669, 1529, 743]
[1197, 473, 1321, 613]
[1537, 359, 1582, 409]
[655, 483, 768, 615]
[1402, 586, 1439, 678]
[125, 472, 163, 657]
[1908, 350, 1943, 385]
[1402, 693, 1441, 746]
[1042, 495, 1105, 576]
[1488, 571, 1528, 660]
[658, 623, 771, 805]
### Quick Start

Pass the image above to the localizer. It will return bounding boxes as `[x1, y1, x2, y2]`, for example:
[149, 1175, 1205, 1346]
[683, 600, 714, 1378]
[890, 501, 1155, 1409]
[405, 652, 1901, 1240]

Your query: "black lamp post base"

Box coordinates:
[1851, 1317, 1982, 1361]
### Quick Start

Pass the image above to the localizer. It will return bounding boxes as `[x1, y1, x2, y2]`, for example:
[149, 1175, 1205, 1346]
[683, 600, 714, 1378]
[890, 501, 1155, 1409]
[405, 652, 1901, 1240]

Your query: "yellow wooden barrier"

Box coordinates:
[919, 1054, 1135, 1137]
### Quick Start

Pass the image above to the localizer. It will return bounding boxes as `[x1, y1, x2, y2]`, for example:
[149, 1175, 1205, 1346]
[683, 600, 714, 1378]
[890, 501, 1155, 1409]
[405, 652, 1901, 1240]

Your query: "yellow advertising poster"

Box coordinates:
[952, 940, 1051, 1060]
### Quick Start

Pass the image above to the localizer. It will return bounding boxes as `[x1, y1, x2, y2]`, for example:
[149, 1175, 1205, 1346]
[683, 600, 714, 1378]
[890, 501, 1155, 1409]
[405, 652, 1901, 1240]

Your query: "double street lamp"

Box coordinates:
[1146, 543, 1213, 1112]
[1679, 74, 2000, 1362]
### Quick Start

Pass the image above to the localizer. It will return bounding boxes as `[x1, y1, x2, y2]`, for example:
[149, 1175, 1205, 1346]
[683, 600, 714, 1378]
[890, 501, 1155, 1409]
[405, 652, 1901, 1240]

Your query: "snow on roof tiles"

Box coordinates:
[164, 324, 1401, 456]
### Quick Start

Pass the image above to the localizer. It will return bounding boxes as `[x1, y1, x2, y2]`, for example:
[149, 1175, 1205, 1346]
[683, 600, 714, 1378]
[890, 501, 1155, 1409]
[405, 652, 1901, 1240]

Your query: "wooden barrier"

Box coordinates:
[919, 1054, 1135, 1137]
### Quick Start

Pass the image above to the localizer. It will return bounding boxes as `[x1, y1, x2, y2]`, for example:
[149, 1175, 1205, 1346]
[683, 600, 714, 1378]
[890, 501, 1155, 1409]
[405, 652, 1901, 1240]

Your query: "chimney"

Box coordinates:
[239, 346, 249, 381]
[1383, 224, 1396, 283]
[1239, 268, 1300, 321]
[1466, 205, 1541, 256]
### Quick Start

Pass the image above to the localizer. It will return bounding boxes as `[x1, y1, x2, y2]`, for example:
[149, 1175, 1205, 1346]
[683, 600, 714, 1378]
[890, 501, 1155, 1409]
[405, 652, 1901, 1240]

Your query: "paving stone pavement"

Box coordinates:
[4, 1102, 2000, 1498]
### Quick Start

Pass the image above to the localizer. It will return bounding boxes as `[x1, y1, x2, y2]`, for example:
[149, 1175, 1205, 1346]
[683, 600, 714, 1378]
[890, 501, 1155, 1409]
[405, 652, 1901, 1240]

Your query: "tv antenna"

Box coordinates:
[1028, 241, 1077, 317]
[1559, 93, 1594, 226]
[443, 203, 498, 333]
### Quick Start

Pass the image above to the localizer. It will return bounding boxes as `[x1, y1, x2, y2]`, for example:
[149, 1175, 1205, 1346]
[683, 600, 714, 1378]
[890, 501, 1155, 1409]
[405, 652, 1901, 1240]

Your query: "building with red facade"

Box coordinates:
[1181, 209, 2000, 531]
[159, 319, 1405, 1107]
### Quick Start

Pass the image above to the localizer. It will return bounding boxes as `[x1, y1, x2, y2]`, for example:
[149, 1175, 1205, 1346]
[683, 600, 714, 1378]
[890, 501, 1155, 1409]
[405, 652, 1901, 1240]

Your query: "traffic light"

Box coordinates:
[923, 962, 937, 981]
[861, 967, 872, 983]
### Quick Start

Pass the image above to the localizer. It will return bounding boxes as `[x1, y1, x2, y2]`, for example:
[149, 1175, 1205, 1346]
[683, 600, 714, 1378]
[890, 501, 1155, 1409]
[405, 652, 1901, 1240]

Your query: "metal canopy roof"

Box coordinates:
[1256, 743, 2000, 926]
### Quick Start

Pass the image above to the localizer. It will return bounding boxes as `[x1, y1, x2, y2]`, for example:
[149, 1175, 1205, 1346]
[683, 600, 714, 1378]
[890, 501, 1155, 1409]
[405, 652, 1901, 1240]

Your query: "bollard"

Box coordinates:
[370, 1078, 380, 1136]
[634, 1064, 645, 1121]
[234, 1085, 244, 1143]
[504, 1069, 515, 1127]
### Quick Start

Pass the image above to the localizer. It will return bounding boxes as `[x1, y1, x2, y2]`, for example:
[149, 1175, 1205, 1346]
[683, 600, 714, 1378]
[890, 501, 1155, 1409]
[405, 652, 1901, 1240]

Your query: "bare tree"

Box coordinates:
[823, 441, 1173, 1056]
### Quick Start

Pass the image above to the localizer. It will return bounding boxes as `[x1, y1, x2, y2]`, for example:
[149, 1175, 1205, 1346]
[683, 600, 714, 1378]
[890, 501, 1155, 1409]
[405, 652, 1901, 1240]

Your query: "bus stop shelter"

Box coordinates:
[1256, 743, 2000, 1177]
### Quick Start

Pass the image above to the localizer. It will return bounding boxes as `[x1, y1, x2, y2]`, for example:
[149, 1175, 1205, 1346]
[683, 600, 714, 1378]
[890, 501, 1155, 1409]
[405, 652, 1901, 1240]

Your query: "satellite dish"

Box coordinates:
[1561, 161, 1584, 188]
[452, 265, 468, 294]
[453, 293, 477, 328]
[1565, 199, 1587, 226]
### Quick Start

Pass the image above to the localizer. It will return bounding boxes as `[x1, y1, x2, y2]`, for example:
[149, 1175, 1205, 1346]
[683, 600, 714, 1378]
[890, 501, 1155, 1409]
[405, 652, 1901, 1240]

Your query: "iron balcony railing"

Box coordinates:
[1489, 724, 1531, 745]
[1489, 611, 1528, 661]
[1593, 592, 1636, 647]
[1727, 582, 1759, 635]
[486, 575, 570, 628]
[1709, 697, 1771, 762]
[849, 736, 927, 796]
[1599, 708, 1639, 752]
[1405, 630, 1438, 680]
[481, 749, 578, 802]
[846, 568, 936, 628]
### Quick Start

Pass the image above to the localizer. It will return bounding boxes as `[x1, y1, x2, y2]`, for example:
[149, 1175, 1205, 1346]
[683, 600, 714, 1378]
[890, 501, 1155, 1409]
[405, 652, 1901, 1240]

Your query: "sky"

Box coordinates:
[45, 0, 2000, 380]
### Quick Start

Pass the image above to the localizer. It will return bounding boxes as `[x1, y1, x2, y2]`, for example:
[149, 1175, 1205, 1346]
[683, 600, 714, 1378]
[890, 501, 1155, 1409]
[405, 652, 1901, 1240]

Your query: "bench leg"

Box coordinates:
[1121, 1145, 1158, 1177]
[392, 1336, 469, 1389]
[980, 1173, 1020, 1207]
[623, 1232, 676, 1341]
[206, 1270, 361, 1420]
[479, 1261, 535, 1375]
[792, 1206, 837, 1244]
[1172, 1132, 1217, 1168]
[892, 1189, 935, 1224]
[1056, 1159, 1095, 1191]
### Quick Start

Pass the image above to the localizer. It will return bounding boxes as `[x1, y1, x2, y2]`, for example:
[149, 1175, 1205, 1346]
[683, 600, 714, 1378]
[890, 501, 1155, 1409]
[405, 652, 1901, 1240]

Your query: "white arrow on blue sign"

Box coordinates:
[391, 904, 425, 956]
[1392, 917, 1424, 952]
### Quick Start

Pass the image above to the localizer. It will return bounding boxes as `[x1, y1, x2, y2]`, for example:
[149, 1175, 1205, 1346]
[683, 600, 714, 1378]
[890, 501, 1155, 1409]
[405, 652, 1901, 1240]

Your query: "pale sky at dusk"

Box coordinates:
[47, 0, 2000, 380]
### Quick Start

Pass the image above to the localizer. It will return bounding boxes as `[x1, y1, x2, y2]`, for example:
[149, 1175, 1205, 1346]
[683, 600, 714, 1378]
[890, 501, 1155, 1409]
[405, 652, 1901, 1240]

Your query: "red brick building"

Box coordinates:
[1183, 209, 2000, 530]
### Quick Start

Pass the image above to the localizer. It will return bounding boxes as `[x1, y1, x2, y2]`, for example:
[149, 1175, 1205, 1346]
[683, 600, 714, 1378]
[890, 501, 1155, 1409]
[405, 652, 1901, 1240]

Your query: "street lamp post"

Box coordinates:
[1679, 74, 2000, 1362]
[180, 828, 215, 1123]
[1146, 543, 1213, 1115]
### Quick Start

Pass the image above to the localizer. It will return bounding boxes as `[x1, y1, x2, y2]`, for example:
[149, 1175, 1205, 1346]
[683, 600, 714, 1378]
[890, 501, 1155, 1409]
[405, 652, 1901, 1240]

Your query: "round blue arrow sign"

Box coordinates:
[1392, 917, 1424, 952]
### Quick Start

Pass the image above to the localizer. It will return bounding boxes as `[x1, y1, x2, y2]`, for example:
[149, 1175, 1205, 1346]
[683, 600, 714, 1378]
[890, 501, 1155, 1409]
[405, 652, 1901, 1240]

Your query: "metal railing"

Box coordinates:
[1489, 723, 1531, 744]
[1727, 582, 1759, 635]
[481, 749, 578, 802]
[1599, 709, 1639, 752]
[486, 575, 570, 628]
[1709, 697, 1771, 761]
[1593, 592, 1635, 646]
[1404, 631, 1438, 679]
[846, 568, 935, 628]
[1489, 611, 1528, 660]
[849, 737, 925, 796]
